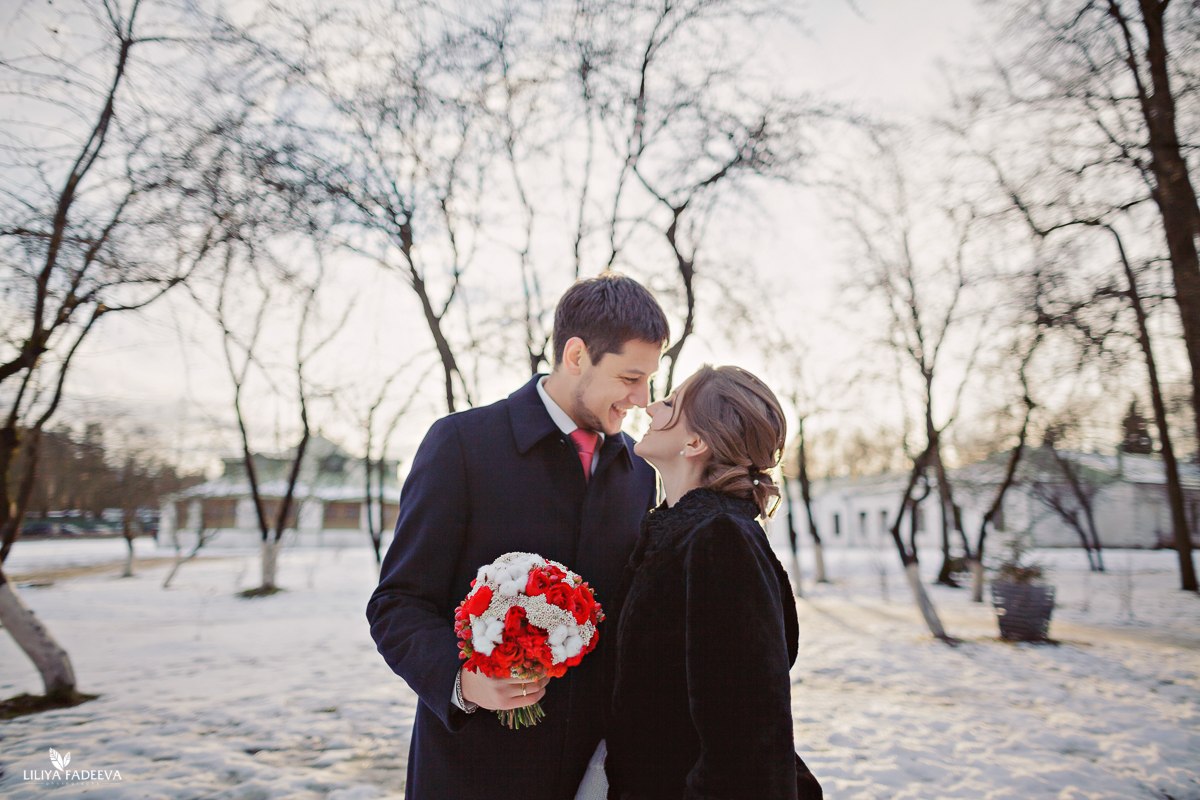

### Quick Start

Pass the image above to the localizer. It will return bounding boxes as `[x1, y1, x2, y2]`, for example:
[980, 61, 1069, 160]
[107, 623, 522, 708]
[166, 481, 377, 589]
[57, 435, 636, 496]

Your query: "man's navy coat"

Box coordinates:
[367, 375, 657, 800]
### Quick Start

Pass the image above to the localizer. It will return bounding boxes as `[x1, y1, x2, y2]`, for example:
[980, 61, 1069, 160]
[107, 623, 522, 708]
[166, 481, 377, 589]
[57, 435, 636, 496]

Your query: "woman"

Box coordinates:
[578, 365, 822, 800]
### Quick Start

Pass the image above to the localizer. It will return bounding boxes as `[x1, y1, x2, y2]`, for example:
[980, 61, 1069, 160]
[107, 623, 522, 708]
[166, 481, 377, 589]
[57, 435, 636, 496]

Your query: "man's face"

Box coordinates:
[568, 339, 662, 436]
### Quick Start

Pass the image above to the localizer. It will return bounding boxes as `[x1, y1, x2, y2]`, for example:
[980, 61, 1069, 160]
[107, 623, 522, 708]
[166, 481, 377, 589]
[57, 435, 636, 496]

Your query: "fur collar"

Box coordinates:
[640, 488, 760, 552]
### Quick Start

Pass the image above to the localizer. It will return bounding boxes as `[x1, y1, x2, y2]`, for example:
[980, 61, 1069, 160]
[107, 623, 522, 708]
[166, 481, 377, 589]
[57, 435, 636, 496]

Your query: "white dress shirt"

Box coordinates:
[536, 374, 605, 473]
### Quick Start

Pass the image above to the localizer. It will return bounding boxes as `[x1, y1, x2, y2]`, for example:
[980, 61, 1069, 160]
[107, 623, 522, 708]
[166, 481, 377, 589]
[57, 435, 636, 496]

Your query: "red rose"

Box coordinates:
[571, 585, 598, 624]
[491, 640, 521, 670]
[503, 606, 528, 639]
[525, 568, 552, 596]
[520, 634, 552, 667]
[544, 582, 574, 611]
[462, 585, 493, 618]
[544, 565, 568, 583]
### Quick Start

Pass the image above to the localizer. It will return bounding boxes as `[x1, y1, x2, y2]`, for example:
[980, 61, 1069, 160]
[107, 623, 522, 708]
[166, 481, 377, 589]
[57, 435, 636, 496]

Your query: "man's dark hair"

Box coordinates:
[552, 272, 669, 366]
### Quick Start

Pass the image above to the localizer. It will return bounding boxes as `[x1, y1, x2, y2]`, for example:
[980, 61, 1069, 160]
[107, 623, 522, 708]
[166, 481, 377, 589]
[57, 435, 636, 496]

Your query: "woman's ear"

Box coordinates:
[682, 434, 708, 460]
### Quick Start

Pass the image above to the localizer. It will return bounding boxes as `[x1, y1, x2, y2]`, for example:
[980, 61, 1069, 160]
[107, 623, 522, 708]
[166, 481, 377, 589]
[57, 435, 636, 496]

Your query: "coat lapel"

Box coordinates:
[507, 374, 559, 455]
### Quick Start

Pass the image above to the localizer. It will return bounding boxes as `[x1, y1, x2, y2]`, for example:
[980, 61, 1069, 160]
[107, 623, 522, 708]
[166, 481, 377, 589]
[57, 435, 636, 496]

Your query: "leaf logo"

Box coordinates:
[48, 748, 70, 771]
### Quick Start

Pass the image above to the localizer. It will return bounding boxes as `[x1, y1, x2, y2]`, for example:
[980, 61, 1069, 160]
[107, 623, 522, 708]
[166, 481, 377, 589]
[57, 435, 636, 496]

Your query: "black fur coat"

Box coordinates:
[604, 488, 823, 800]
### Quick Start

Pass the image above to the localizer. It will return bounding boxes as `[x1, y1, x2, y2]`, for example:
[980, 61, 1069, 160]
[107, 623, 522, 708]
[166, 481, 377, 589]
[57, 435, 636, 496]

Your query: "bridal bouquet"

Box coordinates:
[454, 552, 604, 729]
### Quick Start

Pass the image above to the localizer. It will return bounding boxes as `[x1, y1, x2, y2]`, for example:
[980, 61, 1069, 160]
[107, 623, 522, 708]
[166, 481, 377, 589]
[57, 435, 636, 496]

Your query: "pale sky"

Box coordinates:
[22, 1, 991, 474]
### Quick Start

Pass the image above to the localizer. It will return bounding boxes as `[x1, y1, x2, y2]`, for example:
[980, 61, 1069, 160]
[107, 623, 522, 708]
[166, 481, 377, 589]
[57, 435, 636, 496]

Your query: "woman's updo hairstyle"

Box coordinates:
[673, 365, 787, 518]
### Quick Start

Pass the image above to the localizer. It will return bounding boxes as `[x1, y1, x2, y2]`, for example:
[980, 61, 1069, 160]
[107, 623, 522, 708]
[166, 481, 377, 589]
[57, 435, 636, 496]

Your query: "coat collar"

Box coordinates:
[645, 487, 760, 534]
[507, 374, 636, 465]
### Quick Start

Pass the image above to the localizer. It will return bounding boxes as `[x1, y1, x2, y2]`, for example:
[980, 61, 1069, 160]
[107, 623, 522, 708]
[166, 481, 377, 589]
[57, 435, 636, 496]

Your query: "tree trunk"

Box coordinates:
[969, 560, 986, 604]
[903, 562, 948, 641]
[780, 473, 803, 597]
[933, 448, 970, 587]
[260, 538, 282, 591]
[935, 498, 957, 587]
[1080, 499, 1106, 573]
[163, 529, 210, 590]
[659, 209, 695, 396]
[1129, 0, 1200, 455]
[162, 557, 186, 590]
[121, 510, 135, 578]
[973, 343, 1039, 602]
[1108, 224, 1197, 590]
[795, 421, 829, 583]
[886, 447, 952, 642]
[0, 570, 77, 698]
[122, 534, 135, 579]
[812, 541, 827, 584]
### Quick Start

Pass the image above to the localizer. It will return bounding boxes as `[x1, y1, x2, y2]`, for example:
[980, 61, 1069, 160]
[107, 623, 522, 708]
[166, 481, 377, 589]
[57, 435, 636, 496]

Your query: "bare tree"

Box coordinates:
[207, 250, 347, 596]
[583, 0, 820, 393]
[982, 161, 1197, 589]
[0, 0, 215, 709]
[827, 129, 1006, 639]
[235, 1, 487, 413]
[837, 130, 992, 595]
[358, 360, 435, 568]
[987, 0, 1200, 456]
[968, 324, 1045, 601]
[1027, 428, 1112, 571]
[792, 415, 829, 585]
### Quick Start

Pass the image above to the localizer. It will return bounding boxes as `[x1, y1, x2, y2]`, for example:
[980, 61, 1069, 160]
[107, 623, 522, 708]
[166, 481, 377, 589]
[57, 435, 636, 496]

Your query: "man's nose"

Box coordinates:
[630, 381, 651, 409]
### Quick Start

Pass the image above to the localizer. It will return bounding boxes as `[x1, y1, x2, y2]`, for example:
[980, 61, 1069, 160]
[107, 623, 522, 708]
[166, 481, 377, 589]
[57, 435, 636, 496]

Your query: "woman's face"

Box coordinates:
[634, 380, 696, 466]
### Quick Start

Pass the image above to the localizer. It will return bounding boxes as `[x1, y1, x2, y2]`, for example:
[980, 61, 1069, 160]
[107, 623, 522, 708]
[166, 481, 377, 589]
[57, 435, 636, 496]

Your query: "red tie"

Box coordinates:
[569, 429, 600, 481]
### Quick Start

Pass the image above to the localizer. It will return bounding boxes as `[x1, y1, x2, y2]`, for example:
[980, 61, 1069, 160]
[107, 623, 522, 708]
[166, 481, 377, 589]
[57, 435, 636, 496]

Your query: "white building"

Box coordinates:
[158, 436, 401, 549]
[804, 449, 1200, 552]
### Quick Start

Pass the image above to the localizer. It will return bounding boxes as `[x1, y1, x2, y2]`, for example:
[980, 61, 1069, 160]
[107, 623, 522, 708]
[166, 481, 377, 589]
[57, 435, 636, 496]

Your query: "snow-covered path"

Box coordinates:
[793, 594, 1199, 799]
[1, 543, 1197, 798]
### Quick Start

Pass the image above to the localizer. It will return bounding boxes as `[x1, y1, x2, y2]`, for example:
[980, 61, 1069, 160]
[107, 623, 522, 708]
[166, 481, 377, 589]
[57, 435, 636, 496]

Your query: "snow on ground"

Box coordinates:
[0, 540, 1197, 799]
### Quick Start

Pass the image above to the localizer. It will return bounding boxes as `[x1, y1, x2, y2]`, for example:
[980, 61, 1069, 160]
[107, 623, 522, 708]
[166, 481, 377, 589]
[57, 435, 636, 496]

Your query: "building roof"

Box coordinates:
[173, 478, 401, 503]
[811, 448, 1200, 496]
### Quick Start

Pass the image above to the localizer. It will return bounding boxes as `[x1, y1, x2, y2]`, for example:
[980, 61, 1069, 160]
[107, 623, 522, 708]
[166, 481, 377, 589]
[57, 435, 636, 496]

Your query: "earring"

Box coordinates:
[679, 449, 685, 456]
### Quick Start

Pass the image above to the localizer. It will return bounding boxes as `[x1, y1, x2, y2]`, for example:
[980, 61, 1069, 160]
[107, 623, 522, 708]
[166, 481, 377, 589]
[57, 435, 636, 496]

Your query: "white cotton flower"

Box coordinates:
[472, 618, 504, 655]
[548, 624, 583, 663]
[564, 634, 583, 658]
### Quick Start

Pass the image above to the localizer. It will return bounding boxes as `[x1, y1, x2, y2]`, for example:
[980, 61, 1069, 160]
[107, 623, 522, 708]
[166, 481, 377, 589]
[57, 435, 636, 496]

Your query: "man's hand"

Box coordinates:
[460, 668, 549, 711]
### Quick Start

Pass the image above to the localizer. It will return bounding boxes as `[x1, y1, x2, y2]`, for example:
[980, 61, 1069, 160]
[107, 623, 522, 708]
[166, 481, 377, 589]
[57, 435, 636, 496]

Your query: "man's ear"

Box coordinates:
[561, 337, 590, 376]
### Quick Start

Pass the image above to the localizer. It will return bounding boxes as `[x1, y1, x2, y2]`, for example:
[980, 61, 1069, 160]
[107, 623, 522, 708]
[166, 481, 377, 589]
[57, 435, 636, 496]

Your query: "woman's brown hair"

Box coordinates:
[670, 365, 787, 518]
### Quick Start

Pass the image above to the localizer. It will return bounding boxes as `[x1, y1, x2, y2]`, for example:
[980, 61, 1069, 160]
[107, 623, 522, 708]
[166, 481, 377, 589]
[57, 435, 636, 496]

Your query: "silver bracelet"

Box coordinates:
[455, 668, 478, 714]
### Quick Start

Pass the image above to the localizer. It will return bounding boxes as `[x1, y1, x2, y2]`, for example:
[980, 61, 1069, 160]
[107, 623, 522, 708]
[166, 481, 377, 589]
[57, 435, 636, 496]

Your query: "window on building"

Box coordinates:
[201, 497, 237, 528]
[323, 501, 361, 529]
[880, 509, 888, 536]
[832, 512, 841, 536]
[260, 499, 299, 530]
[319, 455, 347, 474]
[858, 510, 867, 536]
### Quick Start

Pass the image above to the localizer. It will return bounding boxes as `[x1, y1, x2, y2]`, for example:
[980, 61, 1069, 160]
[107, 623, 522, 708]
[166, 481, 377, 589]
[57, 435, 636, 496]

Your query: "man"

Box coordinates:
[367, 272, 669, 800]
